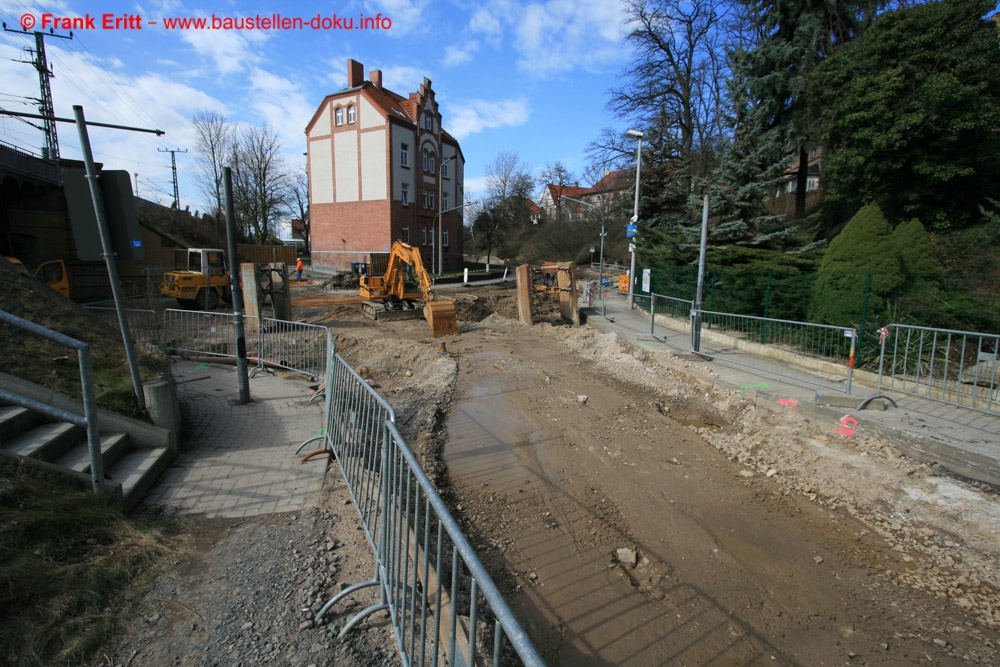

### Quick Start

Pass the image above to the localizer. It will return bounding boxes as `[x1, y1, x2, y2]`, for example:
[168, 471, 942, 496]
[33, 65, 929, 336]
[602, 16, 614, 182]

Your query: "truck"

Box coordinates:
[359, 241, 458, 336]
[4, 256, 71, 298]
[160, 248, 231, 310]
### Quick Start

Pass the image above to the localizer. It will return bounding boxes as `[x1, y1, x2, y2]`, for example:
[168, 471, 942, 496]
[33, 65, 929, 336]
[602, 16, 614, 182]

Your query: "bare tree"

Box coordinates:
[482, 151, 536, 258]
[609, 0, 728, 194]
[230, 123, 290, 244]
[287, 165, 310, 254]
[191, 110, 234, 234]
[538, 161, 578, 223]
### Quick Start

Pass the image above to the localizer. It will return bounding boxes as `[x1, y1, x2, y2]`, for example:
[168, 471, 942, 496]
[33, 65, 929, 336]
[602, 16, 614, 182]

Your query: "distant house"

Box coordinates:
[306, 59, 466, 272]
[775, 147, 822, 198]
[537, 169, 632, 222]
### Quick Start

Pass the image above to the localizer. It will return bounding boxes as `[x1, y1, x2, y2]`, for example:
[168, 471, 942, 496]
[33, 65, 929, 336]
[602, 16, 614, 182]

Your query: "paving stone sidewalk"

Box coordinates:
[139, 360, 327, 518]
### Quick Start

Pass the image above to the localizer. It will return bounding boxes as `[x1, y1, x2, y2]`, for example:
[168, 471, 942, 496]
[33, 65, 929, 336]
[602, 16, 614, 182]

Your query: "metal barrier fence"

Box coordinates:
[312, 344, 544, 667]
[160, 309, 327, 379]
[83, 306, 161, 346]
[876, 324, 1000, 416]
[694, 310, 856, 393]
[156, 310, 542, 662]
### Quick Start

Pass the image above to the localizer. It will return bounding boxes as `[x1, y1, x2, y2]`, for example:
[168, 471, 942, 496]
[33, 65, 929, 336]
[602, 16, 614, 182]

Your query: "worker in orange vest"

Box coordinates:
[295, 257, 304, 281]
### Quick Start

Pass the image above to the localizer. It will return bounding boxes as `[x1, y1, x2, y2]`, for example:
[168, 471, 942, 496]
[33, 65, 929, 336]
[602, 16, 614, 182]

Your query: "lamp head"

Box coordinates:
[626, 129, 644, 138]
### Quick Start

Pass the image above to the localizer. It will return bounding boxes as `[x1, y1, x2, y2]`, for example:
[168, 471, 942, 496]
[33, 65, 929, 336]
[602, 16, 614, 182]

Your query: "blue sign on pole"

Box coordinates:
[626, 223, 637, 238]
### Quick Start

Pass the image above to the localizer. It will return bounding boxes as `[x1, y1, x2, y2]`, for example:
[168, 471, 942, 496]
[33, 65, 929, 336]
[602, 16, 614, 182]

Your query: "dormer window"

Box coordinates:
[347, 105, 356, 123]
[335, 107, 344, 126]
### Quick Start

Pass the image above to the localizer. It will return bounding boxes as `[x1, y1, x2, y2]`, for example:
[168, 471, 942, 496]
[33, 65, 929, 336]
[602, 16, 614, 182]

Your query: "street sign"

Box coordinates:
[626, 223, 637, 238]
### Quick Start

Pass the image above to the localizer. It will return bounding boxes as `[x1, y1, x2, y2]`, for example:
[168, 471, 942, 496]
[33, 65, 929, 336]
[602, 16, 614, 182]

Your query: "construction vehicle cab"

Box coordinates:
[359, 241, 458, 336]
[4, 256, 71, 298]
[160, 248, 230, 310]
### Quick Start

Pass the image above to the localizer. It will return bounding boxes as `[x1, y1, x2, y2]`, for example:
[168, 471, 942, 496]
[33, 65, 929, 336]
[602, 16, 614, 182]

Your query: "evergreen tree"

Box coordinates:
[893, 218, 940, 277]
[810, 0, 1000, 229]
[738, 0, 871, 219]
[810, 202, 904, 324]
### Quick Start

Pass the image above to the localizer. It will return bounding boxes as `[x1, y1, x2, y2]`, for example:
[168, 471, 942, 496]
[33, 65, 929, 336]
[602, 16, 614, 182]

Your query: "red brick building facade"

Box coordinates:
[306, 59, 465, 272]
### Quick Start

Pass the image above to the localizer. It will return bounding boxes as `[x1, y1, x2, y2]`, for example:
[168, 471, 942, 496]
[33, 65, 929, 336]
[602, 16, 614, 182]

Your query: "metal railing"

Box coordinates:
[311, 342, 544, 666]
[0, 309, 103, 492]
[876, 324, 1000, 416]
[692, 310, 856, 393]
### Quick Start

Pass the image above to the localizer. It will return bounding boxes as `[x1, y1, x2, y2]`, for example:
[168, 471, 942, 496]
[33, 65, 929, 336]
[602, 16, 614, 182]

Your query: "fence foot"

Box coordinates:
[338, 601, 391, 638]
[316, 579, 380, 622]
[857, 394, 898, 411]
[294, 434, 327, 455]
[249, 365, 277, 379]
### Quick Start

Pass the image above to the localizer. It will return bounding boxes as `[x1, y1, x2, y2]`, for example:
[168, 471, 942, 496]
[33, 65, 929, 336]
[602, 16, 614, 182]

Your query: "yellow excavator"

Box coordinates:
[359, 241, 458, 336]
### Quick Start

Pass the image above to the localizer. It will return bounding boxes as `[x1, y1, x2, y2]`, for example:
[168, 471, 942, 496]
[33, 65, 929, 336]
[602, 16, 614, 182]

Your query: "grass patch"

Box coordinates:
[0, 458, 176, 666]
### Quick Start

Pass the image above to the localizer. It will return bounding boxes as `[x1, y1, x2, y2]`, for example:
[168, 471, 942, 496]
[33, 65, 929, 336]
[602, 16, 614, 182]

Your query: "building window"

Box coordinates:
[441, 160, 448, 178]
[347, 105, 355, 123]
[443, 192, 449, 210]
[401, 183, 409, 206]
[402, 223, 410, 243]
[429, 192, 435, 210]
[421, 226, 427, 245]
[429, 155, 435, 172]
[443, 228, 449, 247]
[424, 114, 432, 130]
[422, 150, 428, 171]
[335, 107, 344, 126]
[400, 143, 409, 167]
[422, 190, 428, 209]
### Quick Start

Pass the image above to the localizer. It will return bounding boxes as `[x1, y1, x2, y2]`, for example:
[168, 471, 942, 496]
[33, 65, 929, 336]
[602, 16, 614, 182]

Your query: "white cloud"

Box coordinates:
[366, 0, 429, 36]
[445, 98, 530, 140]
[443, 41, 478, 67]
[464, 0, 629, 79]
[247, 67, 315, 152]
[175, 11, 269, 75]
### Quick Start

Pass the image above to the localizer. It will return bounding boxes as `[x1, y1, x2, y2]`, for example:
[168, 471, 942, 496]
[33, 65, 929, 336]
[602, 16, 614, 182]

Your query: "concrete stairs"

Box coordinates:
[0, 403, 173, 512]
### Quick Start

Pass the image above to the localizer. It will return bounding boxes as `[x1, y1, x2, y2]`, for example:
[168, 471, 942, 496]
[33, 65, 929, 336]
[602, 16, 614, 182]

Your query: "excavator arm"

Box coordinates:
[360, 241, 457, 336]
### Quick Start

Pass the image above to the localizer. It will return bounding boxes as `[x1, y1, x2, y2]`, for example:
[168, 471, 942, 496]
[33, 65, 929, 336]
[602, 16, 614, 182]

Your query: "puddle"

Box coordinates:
[443, 375, 538, 493]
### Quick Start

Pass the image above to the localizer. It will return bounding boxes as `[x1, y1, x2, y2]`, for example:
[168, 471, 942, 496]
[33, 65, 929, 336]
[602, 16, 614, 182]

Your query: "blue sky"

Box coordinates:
[0, 0, 634, 223]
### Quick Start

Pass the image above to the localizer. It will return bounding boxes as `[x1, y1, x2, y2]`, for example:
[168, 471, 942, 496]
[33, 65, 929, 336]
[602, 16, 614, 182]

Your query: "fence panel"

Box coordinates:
[695, 310, 856, 393]
[255, 316, 328, 378]
[161, 309, 257, 359]
[876, 324, 1000, 416]
[83, 306, 162, 346]
[316, 346, 543, 666]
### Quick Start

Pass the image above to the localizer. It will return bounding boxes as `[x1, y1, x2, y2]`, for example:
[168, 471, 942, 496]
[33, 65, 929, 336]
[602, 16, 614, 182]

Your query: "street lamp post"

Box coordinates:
[627, 128, 643, 309]
[562, 194, 608, 318]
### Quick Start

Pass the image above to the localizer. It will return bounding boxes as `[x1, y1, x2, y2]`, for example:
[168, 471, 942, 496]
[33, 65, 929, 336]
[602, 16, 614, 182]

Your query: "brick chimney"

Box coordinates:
[370, 69, 382, 90]
[347, 59, 364, 88]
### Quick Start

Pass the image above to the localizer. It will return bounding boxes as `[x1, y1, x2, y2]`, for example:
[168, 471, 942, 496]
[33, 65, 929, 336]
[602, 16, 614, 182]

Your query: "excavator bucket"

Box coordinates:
[424, 300, 458, 336]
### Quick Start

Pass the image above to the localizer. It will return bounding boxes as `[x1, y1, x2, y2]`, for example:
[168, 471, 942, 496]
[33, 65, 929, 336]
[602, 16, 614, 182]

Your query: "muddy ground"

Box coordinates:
[117, 275, 1000, 666]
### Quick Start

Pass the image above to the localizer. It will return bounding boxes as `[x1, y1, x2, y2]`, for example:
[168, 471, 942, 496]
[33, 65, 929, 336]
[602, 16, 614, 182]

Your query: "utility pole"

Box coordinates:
[2, 23, 73, 160]
[158, 147, 187, 208]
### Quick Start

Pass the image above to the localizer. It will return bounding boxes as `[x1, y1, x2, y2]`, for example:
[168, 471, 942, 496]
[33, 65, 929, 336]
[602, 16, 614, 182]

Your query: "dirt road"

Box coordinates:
[320, 282, 1000, 666]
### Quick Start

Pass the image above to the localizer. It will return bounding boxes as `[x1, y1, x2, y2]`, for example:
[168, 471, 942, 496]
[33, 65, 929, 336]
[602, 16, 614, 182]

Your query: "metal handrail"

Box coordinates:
[0, 309, 103, 491]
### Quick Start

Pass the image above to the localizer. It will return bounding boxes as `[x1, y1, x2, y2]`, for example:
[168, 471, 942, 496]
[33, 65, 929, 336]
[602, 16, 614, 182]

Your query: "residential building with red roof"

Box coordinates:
[537, 169, 632, 222]
[305, 59, 465, 271]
